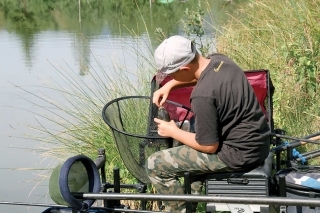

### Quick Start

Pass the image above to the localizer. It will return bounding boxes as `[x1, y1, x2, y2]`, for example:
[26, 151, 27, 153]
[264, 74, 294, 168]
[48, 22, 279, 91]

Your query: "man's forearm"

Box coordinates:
[167, 79, 197, 90]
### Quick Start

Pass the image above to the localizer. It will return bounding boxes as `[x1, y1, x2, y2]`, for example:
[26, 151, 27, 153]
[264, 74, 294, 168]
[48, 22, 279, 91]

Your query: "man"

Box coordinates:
[145, 35, 270, 213]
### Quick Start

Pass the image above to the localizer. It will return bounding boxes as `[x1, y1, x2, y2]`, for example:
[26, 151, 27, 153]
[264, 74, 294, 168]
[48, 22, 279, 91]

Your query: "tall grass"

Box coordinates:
[204, 0, 320, 155]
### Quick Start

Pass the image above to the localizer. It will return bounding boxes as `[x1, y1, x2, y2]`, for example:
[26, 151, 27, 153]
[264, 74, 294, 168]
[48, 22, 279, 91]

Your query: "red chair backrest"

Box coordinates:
[157, 70, 271, 121]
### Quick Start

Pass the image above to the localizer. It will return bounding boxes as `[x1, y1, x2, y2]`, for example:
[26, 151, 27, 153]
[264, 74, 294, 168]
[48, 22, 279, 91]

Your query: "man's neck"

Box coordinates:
[194, 56, 211, 79]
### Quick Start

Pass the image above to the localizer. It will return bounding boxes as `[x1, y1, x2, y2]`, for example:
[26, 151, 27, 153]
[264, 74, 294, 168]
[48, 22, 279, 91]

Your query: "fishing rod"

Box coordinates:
[74, 192, 320, 208]
[0, 201, 159, 213]
[0, 201, 65, 208]
[296, 150, 320, 163]
[271, 132, 320, 154]
[271, 133, 320, 145]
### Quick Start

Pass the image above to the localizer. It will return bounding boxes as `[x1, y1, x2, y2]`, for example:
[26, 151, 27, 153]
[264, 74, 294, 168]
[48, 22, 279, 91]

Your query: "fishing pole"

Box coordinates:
[0, 201, 65, 208]
[271, 133, 320, 145]
[76, 192, 320, 208]
[296, 151, 320, 162]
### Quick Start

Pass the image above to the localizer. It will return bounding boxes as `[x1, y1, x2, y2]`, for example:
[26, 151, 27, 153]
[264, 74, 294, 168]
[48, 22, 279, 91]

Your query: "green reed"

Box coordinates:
[209, 0, 320, 156]
[20, 34, 156, 181]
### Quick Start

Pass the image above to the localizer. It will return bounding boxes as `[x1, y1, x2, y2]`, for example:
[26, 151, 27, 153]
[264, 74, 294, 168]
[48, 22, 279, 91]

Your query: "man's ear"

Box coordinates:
[179, 66, 190, 71]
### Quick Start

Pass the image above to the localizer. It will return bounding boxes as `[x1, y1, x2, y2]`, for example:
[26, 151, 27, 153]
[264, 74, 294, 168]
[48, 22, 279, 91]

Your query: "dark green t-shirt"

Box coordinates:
[190, 53, 270, 170]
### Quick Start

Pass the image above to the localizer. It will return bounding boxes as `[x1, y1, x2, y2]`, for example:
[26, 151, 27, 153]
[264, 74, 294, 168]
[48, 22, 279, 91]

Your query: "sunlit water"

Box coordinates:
[0, 29, 152, 212]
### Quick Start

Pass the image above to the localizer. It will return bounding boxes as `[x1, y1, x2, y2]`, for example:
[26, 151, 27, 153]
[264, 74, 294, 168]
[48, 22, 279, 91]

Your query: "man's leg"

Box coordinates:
[145, 145, 229, 213]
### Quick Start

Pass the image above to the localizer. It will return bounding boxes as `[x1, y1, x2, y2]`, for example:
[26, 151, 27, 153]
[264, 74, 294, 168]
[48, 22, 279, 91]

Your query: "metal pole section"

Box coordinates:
[78, 0, 81, 23]
[79, 193, 320, 207]
[271, 133, 320, 145]
[297, 151, 320, 162]
[0, 202, 65, 208]
[184, 172, 192, 213]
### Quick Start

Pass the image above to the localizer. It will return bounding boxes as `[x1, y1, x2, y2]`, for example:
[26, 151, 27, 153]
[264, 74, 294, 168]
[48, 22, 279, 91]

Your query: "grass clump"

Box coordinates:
[210, 0, 320, 150]
[21, 35, 156, 184]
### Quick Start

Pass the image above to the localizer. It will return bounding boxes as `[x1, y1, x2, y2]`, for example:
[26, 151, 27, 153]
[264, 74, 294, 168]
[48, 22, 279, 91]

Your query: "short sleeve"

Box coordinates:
[192, 97, 220, 145]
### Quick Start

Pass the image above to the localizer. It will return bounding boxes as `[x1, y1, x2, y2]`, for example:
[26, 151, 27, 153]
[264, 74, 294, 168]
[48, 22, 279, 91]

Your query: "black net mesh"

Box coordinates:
[102, 96, 192, 184]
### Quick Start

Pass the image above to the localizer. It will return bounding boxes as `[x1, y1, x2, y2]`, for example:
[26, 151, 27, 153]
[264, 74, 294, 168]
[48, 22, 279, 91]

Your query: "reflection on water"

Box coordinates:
[0, 1, 239, 212]
[0, 0, 199, 68]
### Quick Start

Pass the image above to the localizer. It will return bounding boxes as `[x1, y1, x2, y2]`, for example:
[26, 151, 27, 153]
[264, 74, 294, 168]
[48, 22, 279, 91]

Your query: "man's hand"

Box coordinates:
[153, 78, 197, 107]
[154, 118, 178, 137]
[154, 118, 219, 154]
[152, 86, 171, 107]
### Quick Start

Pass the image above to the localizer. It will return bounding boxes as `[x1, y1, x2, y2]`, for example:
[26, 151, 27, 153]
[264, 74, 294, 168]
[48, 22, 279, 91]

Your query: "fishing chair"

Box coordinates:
[154, 70, 276, 213]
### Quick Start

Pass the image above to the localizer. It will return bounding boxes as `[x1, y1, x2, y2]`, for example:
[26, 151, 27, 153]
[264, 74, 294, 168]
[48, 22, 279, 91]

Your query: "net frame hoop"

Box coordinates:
[102, 95, 192, 139]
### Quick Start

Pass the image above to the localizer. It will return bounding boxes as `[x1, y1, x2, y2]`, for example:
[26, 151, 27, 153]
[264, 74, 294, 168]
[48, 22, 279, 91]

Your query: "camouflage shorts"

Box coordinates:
[145, 145, 229, 213]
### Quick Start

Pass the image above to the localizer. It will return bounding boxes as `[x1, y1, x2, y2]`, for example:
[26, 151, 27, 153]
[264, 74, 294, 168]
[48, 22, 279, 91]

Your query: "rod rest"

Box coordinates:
[94, 148, 106, 170]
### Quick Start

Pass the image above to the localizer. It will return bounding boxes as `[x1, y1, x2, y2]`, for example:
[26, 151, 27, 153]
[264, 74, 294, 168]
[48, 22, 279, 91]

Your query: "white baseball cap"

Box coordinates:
[154, 35, 196, 84]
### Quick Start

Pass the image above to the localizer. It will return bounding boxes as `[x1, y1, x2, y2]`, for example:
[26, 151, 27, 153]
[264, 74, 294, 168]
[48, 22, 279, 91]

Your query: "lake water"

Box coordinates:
[0, 1, 237, 212]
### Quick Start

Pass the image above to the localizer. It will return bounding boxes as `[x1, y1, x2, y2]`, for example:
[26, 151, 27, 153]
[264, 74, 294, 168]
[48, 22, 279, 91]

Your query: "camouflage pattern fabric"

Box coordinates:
[146, 145, 230, 213]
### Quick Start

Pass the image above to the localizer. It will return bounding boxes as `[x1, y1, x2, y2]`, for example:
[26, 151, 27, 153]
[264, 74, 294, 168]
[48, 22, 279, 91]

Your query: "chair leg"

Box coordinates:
[184, 172, 193, 213]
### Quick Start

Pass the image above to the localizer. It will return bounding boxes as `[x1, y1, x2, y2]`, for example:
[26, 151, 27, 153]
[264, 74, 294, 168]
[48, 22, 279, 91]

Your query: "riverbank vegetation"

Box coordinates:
[212, 0, 320, 156]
